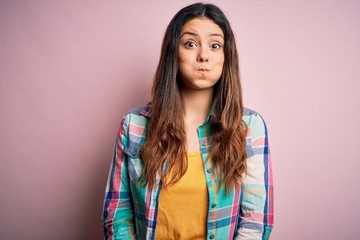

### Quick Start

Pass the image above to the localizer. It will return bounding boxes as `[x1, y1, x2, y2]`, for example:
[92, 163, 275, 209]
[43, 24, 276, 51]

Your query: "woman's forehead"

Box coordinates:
[180, 18, 224, 38]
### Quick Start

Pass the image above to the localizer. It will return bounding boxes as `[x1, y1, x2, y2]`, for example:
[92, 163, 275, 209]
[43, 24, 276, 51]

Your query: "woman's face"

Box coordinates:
[178, 17, 225, 92]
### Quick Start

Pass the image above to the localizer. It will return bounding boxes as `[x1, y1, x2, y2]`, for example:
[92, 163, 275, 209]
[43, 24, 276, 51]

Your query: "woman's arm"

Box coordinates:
[102, 115, 136, 240]
[236, 113, 274, 239]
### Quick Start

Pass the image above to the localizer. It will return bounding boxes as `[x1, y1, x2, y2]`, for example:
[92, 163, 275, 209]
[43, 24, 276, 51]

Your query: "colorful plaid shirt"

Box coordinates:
[102, 104, 274, 240]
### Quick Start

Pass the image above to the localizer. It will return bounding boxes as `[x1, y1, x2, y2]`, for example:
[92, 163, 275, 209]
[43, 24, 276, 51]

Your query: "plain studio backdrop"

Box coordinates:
[1, 0, 359, 239]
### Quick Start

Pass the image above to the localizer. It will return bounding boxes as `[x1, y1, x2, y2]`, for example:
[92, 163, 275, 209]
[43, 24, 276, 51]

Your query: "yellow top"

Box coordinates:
[154, 151, 209, 240]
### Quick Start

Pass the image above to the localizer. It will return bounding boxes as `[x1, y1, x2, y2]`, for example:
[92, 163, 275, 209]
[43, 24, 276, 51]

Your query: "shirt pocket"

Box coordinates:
[123, 142, 143, 181]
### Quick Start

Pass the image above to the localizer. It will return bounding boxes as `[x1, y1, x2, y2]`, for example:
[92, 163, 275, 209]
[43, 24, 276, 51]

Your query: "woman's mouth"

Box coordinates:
[196, 67, 210, 72]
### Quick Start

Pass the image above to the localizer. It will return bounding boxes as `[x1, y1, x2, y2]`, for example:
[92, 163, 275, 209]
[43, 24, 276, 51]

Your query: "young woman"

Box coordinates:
[102, 3, 273, 240]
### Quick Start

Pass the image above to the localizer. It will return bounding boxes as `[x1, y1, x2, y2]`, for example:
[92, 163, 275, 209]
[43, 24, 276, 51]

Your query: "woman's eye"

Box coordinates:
[210, 43, 221, 49]
[184, 41, 197, 48]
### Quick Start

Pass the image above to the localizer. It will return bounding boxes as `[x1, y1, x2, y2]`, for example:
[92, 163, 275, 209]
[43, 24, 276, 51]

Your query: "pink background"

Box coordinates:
[1, 1, 359, 239]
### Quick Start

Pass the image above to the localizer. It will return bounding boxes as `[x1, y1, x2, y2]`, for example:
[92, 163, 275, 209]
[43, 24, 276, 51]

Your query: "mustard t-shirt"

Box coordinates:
[154, 151, 209, 240]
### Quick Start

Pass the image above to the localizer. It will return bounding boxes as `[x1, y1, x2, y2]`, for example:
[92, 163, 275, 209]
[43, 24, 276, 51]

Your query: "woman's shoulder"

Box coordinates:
[243, 107, 263, 121]
[243, 107, 269, 138]
[118, 104, 151, 138]
[119, 104, 152, 130]
[243, 107, 268, 129]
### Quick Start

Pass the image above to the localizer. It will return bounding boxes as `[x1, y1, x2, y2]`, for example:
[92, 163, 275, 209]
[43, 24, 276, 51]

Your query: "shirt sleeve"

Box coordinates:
[102, 114, 136, 240]
[236, 113, 274, 240]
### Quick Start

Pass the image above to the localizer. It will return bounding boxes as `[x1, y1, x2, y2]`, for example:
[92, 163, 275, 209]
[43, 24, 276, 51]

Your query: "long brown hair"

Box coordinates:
[139, 3, 247, 191]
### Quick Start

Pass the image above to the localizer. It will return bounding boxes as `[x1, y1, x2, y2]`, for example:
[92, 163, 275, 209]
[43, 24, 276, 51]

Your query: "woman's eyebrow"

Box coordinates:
[209, 33, 224, 39]
[180, 31, 198, 38]
[180, 31, 224, 39]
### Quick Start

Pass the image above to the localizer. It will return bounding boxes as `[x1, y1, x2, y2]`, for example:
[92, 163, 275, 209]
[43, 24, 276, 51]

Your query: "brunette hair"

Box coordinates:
[140, 3, 247, 191]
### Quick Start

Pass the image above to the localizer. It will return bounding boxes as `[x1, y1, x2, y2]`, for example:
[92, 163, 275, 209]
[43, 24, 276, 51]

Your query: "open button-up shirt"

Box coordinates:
[102, 104, 274, 240]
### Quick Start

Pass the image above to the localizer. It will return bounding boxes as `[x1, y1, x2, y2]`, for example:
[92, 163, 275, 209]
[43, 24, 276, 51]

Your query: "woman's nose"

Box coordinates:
[197, 47, 209, 62]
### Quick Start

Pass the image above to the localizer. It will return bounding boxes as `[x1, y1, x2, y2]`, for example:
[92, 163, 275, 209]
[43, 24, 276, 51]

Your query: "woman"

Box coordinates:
[103, 3, 273, 240]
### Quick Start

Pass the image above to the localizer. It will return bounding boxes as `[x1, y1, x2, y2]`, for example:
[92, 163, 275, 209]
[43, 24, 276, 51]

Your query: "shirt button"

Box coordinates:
[211, 203, 216, 208]
[209, 234, 215, 239]
[207, 168, 212, 173]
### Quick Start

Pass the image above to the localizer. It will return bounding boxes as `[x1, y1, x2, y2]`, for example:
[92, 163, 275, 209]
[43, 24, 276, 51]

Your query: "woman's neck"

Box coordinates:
[181, 88, 213, 152]
[181, 88, 214, 126]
